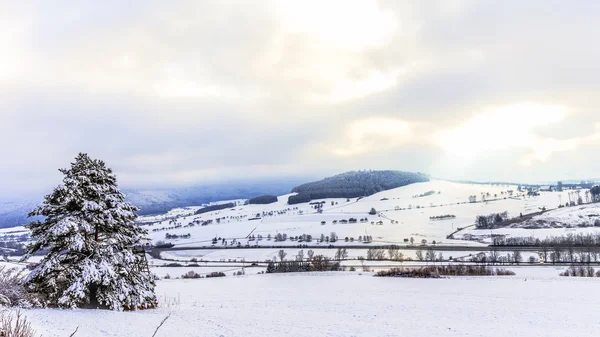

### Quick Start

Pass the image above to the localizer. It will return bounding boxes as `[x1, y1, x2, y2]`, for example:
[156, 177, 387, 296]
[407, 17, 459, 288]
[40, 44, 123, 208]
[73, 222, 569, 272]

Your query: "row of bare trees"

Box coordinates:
[492, 233, 600, 247]
[266, 254, 341, 273]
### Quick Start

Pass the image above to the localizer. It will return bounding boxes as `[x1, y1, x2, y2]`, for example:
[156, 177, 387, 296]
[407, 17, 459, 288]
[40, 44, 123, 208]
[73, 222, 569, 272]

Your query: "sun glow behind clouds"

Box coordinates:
[331, 117, 412, 157]
[437, 103, 569, 162]
[277, 0, 398, 51]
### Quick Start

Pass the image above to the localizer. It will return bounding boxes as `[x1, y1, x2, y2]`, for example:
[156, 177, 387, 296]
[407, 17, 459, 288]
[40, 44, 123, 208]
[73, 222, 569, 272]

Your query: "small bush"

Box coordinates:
[164, 263, 183, 267]
[349, 267, 356, 271]
[205, 272, 226, 278]
[181, 271, 202, 279]
[164, 274, 171, 279]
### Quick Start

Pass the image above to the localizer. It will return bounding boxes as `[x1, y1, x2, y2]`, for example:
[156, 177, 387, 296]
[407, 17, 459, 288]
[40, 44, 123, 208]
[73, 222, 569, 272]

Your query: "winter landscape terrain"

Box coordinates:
[3, 1, 600, 336]
[3, 174, 600, 336]
[15, 269, 600, 337]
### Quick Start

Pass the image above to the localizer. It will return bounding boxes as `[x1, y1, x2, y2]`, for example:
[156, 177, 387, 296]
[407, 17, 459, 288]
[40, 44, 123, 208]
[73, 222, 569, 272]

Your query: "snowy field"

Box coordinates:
[139, 180, 600, 261]
[0, 226, 28, 234]
[21, 268, 600, 337]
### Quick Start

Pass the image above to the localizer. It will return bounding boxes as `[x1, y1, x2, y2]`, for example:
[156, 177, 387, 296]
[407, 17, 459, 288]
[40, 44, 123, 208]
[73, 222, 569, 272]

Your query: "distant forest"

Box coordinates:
[288, 170, 429, 204]
[248, 195, 278, 204]
[194, 202, 235, 215]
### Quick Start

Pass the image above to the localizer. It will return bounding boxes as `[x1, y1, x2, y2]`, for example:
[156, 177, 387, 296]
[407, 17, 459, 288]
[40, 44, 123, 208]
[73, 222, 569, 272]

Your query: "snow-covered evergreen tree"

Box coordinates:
[23, 153, 157, 310]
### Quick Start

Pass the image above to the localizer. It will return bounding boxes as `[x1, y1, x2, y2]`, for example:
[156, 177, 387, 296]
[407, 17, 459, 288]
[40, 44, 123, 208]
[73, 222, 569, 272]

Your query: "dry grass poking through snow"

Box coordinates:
[0, 310, 36, 337]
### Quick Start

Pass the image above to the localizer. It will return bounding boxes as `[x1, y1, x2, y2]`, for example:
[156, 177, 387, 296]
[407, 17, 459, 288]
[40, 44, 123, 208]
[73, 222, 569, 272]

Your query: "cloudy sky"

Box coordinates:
[2, 0, 600, 196]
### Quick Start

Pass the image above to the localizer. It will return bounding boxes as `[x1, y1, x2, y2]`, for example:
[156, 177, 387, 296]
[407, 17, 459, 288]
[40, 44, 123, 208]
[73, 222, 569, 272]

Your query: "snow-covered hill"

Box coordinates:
[510, 204, 600, 229]
[144, 179, 599, 250]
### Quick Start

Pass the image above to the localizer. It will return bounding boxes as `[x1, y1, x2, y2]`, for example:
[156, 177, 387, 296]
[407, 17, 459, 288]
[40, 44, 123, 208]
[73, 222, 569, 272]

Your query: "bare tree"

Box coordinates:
[307, 249, 315, 261]
[426, 248, 436, 262]
[397, 252, 404, 261]
[567, 246, 575, 263]
[296, 250, 304, 262]
[540, 245, 549, 263]
[278, 250, 287, 262]
[335, 248, 343, 261]
[552, 247, 563, 264]
[416, 248, 424, 261]
[388, 246, 400, 260]
[489, 249, 499, 264]
[513, 250, 523, 264]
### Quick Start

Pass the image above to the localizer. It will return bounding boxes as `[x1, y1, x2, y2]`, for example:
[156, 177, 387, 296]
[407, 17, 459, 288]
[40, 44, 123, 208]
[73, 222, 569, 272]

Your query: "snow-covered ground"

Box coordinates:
[4, 180, 599, 270]
[139, 180, 599, 259]
[0, 226, 28, 234]
[21, 268, 600, 337]
[511, 203, 600, 228]
[6, 181, 596, 257]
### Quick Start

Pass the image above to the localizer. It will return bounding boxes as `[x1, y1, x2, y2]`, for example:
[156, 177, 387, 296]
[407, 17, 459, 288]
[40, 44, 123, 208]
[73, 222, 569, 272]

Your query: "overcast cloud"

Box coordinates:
[1, 0, 600, 197]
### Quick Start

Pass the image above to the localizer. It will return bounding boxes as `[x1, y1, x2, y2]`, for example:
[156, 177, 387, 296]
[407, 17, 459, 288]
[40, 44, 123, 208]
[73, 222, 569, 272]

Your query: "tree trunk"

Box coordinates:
[89, 283, 100, 309]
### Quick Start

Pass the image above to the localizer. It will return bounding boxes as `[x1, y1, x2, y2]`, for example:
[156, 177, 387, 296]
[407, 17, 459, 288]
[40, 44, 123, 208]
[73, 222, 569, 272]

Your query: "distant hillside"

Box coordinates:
[288, 170, 429, 204]
[0, 199, 43, 229]
[126, 178, 304, 216]
[0, 178, 307, 228]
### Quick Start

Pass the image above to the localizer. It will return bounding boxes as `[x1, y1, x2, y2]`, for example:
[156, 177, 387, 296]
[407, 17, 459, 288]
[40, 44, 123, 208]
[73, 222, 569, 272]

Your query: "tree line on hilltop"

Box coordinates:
[247, 195, 278, 205]
[194, 202, 235, 215]
[288, 170, 429, 204]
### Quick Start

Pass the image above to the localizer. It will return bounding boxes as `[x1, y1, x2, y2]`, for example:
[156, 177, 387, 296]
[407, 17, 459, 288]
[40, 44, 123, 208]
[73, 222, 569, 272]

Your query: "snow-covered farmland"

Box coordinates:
[144, 180, 598, 259]
[514, 203, 600, 229]
[22, 268, 600, 337]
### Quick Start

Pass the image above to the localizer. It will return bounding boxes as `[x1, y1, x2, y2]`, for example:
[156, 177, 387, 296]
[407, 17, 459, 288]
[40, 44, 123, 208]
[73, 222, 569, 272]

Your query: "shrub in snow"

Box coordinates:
[375, 268, 441, 278]
[309, 255, 341, 272]
[560, 265, 596, 277]
[23, 153, 157, 310]
[205, 272, 226, 278]
[375, 265, 515, 278]
[181, 271, 202, 279]
[149, 250, 162, 259]
[0, 266, 42, 309]
[266, 261, 310, 273]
